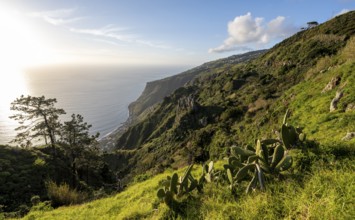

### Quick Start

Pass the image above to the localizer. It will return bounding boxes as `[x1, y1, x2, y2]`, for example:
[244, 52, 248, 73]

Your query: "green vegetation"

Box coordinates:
[109, 11, 355, 186]
[0, 96, 115, 217]
[9, 95, 66, 149]
[20, 158, 354, 219]
[1, 11, 354, 219]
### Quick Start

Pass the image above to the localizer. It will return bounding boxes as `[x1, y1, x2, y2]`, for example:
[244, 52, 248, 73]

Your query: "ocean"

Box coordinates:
[0, 64, 188, 145]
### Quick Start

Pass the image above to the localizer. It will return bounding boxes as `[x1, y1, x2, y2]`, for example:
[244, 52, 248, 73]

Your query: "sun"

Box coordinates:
[0, 5, 53, 69]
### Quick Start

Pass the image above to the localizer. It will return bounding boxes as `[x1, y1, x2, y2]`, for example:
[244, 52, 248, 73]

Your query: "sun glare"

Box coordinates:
[0, 5, 53, 69]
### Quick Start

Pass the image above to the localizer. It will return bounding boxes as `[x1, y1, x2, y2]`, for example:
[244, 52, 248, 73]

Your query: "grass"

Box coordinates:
[286, 60, 355, 147]
[21, 158, 354, 220]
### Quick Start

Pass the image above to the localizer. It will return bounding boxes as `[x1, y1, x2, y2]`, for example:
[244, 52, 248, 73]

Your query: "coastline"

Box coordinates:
[98, 114, 134, 151]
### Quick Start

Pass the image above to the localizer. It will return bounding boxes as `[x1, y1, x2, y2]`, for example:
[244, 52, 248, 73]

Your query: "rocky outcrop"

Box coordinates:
[346, 103, 355, 112]
[176, 95, 199, 113]
[330, 91, 343, 112]
[322, 76, 341, 93]
[342, 132, 355, 141]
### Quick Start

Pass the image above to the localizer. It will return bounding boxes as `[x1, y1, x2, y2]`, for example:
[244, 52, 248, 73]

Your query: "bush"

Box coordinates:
[133, 173, 151, 183]
[30, 195, 40, 206]
[30, 201, 53, 212]
[46, 181, 88, 207]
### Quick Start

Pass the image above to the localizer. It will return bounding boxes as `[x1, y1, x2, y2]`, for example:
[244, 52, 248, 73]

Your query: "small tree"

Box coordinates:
[60, 114, 99, 187]
[10, 95, 66, 152]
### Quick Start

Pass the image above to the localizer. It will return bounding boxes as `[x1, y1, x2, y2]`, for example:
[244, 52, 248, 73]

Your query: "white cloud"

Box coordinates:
[69, 25, 136, 42]
[29, 8, 83, 26]
[70, 25, 171, 49]
[30, 8, 174, 50]
[209, 12, 298, 53]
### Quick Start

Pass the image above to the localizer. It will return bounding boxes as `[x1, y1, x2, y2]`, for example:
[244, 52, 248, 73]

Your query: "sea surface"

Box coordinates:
[0, 64, 188, 145]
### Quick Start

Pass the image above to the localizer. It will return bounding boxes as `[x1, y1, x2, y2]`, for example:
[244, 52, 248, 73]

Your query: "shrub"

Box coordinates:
[46, 181, 88, 207]
[133, 173, 151, 183]
[30, 201, 53, 212]
[30, 195, 40, 206]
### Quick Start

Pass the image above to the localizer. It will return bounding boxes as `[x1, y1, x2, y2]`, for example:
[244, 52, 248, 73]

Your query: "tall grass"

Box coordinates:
[46, 181, 88, 207]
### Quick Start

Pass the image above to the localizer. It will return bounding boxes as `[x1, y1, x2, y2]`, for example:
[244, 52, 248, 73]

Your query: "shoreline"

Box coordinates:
[98, 114, 134, 151]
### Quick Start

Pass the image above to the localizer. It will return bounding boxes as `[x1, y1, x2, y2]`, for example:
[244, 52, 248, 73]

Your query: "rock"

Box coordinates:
[345, 103, 355, 112]
[177, 95, 199, 113]
[199, 117, 208, 127]
[330, 91, 343, 112]
[322, 76, 341, 93]
[248, 98, 268, 113]
[342, 132, 355, 141]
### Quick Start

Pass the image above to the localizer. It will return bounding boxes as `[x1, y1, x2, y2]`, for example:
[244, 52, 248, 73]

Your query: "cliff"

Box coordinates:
[128, 50, 267, 119]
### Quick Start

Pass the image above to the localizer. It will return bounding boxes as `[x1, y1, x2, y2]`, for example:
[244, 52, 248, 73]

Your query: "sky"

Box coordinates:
[0, 0, 354, 68]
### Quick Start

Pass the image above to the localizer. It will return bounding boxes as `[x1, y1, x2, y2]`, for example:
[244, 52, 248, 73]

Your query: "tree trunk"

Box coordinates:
[72, 160, 77, 188]
[43, 115, 56, 157]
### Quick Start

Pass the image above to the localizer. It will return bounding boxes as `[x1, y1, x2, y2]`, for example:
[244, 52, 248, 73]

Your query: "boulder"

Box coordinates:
[322, 76, 341, 93]
[346, 103, 355, 112]
[330, 91, 343, 112]
[342, 132, 355, 141]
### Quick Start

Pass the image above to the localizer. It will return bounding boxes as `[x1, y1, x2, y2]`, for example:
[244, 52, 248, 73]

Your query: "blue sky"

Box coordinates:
[0, 0, 354, 67]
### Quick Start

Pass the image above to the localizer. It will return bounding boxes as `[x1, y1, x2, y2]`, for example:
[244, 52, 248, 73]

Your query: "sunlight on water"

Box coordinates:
[0, 64, 188, 145]
[0, 67, 29, 144]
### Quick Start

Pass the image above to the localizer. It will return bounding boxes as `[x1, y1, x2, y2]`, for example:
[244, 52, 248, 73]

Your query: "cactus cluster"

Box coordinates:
[157, 110, 304, 213]
[224, 110, 301, 193]
[157, 161, 220, 209]
[157, 164, 200, 208]
[226, 139, 293, 193]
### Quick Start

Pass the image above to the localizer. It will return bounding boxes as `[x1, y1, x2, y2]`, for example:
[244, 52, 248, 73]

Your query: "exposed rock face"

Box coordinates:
[342, 132, 355, 141]
[248, 98, 268, 113]
[330, 91, 343, 112]
[199, 117, 208, 127]
[346, 103, 355, 112]
[322, 76, 341, 93]
[177, 95, 199, 113]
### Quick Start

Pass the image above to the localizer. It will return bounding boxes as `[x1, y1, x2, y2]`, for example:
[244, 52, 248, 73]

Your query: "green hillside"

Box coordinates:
[100, 50, 266, 150]
[109, 11, 355, 183]
[22, 159, 354, 219]
[7, 11, 355, 220]
[128, 50, 266, 119]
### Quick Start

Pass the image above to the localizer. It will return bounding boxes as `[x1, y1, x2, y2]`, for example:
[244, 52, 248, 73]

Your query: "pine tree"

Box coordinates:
[10, 95, 66, 154]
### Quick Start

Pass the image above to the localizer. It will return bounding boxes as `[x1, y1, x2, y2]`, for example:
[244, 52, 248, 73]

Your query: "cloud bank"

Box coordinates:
[209, 12, 298, 53]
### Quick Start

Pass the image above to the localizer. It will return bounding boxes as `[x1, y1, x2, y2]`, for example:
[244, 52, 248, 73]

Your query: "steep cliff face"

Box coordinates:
[128, 50, 267, 119]
[108, 11, 355, 182]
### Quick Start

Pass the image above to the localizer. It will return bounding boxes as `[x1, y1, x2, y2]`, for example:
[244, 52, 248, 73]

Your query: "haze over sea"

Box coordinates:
[0, 65, 188, 145]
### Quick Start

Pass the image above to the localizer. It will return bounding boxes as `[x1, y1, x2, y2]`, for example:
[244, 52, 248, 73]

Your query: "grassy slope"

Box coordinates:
[23, 158, 354, 219]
